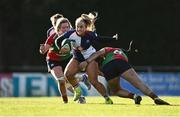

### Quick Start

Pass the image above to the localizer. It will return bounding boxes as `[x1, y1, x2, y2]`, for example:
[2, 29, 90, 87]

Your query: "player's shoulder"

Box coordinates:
[103, 47, 119, 52]
[46, 32, 57, 41]
[104, 47, 113, 50]
[86, 31, 97, 37]
[47, 27, 55, 37]
[64, 29, 76, 36]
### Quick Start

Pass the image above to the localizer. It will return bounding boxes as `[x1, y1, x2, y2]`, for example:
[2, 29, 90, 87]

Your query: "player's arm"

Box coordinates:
[86, 48, 105, 63]
[79, 48, 106, 70]
[47, 27, 54, 37]
[98, 33, 118, 40]
[39, 44, 51, 54]
[39, 33, 56, 54]
[90, 32, 118, 44]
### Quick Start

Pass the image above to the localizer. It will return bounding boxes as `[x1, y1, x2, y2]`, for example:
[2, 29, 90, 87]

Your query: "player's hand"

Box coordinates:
[39, 44, 46, 54]
[113, 34, 118, 40]
[60, 47, 70, 54]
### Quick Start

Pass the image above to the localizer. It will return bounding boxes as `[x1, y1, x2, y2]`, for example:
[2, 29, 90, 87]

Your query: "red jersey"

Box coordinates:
[101, 47, 128, 67]
[45, 32, 71, 61]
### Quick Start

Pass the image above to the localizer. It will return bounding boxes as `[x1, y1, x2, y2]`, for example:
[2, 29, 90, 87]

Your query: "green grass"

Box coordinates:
[0, 96, 179, 117]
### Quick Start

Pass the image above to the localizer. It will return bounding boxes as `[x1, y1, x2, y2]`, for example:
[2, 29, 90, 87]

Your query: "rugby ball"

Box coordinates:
[61, 39, 73, 51]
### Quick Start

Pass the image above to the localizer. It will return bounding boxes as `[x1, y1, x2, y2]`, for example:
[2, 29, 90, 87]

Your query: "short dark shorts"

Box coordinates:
[102, 59, 132, 81]
[72, 49, 85, 63]
[47, 57, 71, 72]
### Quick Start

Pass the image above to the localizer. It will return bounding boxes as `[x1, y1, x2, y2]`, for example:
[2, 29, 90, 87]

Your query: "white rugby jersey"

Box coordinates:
[56, 29, 98, 60]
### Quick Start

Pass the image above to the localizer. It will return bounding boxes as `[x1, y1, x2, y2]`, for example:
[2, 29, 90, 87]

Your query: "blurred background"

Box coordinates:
[0, 0, 179, 72]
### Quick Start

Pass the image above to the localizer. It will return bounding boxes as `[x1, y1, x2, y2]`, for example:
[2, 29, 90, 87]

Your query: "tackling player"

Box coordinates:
[79, 47, 170, 105]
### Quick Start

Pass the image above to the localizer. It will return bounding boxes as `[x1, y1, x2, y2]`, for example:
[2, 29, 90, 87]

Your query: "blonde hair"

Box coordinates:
[50, 13, 72, 33]
[76, 12, 98, 31]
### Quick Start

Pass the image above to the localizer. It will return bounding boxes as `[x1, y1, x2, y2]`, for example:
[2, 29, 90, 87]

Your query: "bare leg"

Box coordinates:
[121, 68, 170, 105]
[64, 58, 82, 101]
[65, 79, 74, 93]
[121, 68, 158, 99]
[64, 58, 80, 87]
[108, 77, 142, 104]
[51, 66, 67, 103]
[108, 77, 134, 99]
[86, 61, 113, 104]
[65, 80, 86, 104]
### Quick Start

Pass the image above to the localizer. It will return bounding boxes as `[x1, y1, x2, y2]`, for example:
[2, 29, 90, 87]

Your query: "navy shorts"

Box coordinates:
[72, 49, 85, 62]
[47, 58, 71, 72]
[102, 59, 132, 81]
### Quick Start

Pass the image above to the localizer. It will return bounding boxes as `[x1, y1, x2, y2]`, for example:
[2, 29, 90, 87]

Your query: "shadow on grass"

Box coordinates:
[85, 102, 180, 106]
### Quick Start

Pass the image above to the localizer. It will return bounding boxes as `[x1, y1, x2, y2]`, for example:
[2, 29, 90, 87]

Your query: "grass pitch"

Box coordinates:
[0, 96, 179, 117]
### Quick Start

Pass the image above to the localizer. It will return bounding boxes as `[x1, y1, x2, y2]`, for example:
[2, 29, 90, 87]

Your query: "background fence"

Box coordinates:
[0, 71, 180, 97]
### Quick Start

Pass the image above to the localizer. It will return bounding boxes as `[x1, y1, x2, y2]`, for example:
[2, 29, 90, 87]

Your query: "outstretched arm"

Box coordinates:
[39, 33, 56, 54]
[86, 48, 105, 63]
[96, 34, 118, 42]
[98, 33, 118, 40]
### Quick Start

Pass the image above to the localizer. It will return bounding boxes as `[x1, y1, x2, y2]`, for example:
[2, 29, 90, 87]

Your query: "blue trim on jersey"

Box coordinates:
[72, 50, 85, 62]
[63, 29, 76, 38]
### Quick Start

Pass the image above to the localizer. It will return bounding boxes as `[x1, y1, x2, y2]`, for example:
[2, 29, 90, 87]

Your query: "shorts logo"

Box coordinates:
[51, 64, 54, 67]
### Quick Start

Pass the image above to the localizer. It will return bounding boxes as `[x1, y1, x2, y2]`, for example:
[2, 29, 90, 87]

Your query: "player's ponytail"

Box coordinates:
[121, 40, 138, 53]
[50, 14, 63, 27]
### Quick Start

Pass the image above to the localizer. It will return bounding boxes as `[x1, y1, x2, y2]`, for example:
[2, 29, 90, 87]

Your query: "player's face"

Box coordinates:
[76, 21, 86, 36]
[58, 22, 70, 35]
